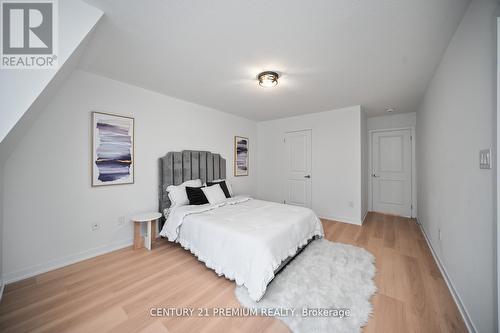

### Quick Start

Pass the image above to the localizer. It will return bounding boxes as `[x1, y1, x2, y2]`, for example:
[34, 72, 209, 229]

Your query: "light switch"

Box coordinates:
[479, 149, 491, 169]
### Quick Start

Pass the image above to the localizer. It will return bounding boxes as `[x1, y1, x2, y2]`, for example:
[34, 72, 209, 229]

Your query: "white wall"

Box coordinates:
[497, 15, 500, 333]
[367, 112, 416, 131]
[257, 106, 364, 224]
[0, 0, 102, 143]
[366, 112, 417, 216]
[360, 109, 368, 221]
[2, 70, 258, 282]
[416, 1, 498, 332]
[0, 164, 3, 292]
[0, 4, 102, 285]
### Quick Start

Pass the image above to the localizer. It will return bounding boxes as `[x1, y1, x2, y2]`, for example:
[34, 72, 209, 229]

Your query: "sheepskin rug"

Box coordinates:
[235, 239, 376, 333]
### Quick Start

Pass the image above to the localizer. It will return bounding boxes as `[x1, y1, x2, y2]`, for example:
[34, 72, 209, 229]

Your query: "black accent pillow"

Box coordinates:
[185, 186, 208, 205]
[207, 180, 231, 198]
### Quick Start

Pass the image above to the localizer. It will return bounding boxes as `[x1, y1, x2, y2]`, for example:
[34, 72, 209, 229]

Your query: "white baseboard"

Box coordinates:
[418, 221, 477, 333]
[0, 279, 4, 301]
[319, 214, 363, 226]
[3, 238, 133, 284]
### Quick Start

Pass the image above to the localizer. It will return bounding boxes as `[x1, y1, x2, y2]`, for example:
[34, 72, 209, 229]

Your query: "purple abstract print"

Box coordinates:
[93, 113, 134, 185]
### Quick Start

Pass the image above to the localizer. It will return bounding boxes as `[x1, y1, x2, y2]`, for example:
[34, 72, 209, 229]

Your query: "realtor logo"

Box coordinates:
[1, 0, 58, 69]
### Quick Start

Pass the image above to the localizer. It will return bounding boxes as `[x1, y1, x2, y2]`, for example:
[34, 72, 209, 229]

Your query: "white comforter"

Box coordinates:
[159, 196, 324, 301]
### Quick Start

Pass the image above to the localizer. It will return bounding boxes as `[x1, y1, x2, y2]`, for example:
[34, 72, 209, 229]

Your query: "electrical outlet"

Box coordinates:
[91, 223, 101, 231]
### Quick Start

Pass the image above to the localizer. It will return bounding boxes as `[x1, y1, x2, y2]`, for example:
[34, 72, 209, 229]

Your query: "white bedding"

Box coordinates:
[159, 196, 324, 301]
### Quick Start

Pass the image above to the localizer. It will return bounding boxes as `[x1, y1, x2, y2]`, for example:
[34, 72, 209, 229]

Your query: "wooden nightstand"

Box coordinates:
[131, 212, 162, 250]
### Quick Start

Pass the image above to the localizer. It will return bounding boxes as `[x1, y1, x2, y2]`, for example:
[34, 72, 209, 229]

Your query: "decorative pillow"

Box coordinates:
[202, 184, 227, 204]
[167, 179, 202, 207]
[210, 179, 234, 196]
[167, 186, 189, 207]
[206, 180, 231, 198]
[186, 186, 209, 205]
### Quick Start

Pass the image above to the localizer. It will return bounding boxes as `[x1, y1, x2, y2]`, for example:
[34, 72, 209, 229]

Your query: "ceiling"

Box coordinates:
[80, 0, 470, 121]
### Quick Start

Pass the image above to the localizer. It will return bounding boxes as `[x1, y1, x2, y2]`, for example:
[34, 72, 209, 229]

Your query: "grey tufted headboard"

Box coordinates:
[159, 150, 226, 227]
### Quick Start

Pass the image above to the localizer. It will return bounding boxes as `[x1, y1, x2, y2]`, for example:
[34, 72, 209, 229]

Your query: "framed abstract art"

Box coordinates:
[92, 112, 134, 186]
[234, 136, 249, 176]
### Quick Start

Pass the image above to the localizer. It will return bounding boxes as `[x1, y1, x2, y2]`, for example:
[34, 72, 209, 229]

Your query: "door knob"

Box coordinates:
[372, 173, 380, 178]
[304, 175, 311, 178]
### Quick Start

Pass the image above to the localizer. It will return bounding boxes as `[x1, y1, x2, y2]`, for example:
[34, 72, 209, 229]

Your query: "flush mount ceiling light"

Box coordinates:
[258, 71, 279, 88]
[385, 107, 396, 113]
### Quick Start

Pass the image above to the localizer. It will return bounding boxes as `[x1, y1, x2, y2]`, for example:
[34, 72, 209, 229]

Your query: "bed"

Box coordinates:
[158, 150, 324, 301]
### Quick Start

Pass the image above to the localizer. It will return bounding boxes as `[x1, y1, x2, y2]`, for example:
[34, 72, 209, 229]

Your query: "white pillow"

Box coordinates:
[167, 187, 189, 207]
[201, 184, 227, 205]
[208, 179, 234, 196]
[181, 179, 202, 187]
[167, 179, 202, 207]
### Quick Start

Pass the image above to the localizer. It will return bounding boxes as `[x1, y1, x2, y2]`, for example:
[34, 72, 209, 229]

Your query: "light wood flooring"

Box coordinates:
[0, 212, 467, 332]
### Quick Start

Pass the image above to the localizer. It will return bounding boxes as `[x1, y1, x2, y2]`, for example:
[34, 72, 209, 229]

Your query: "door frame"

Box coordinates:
[283, 129, 313, 208]
[368, 127, 416, 218]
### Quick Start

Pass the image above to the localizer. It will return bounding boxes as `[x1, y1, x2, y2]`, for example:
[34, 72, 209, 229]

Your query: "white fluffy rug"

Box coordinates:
[235, 239, 376, 333]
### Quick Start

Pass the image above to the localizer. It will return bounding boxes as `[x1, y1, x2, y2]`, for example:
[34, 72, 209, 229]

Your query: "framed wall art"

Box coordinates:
[92, 112, 134, 186]
[234, 136, 249, 176]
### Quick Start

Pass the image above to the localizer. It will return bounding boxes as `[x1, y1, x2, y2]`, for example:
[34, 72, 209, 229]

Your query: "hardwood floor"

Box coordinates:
[0, 212, 467, 333]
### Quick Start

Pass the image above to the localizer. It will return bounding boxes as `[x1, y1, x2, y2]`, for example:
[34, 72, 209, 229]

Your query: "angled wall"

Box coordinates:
[416, 0, 499, 331]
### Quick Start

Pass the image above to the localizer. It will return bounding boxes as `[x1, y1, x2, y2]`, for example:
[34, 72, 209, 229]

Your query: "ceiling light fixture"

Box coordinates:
[258, 71, 279, 88]
[385, 107, 396, 113]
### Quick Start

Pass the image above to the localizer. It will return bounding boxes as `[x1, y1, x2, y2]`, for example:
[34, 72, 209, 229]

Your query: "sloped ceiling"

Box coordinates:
[0, 30, 99, 165]
[80, 0, 470, 120]
[0, 0, 103, 146]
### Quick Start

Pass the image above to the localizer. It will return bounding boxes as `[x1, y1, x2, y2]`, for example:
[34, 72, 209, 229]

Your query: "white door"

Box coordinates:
[284, 130, 312, 208]
[372, 129, 412, 217]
